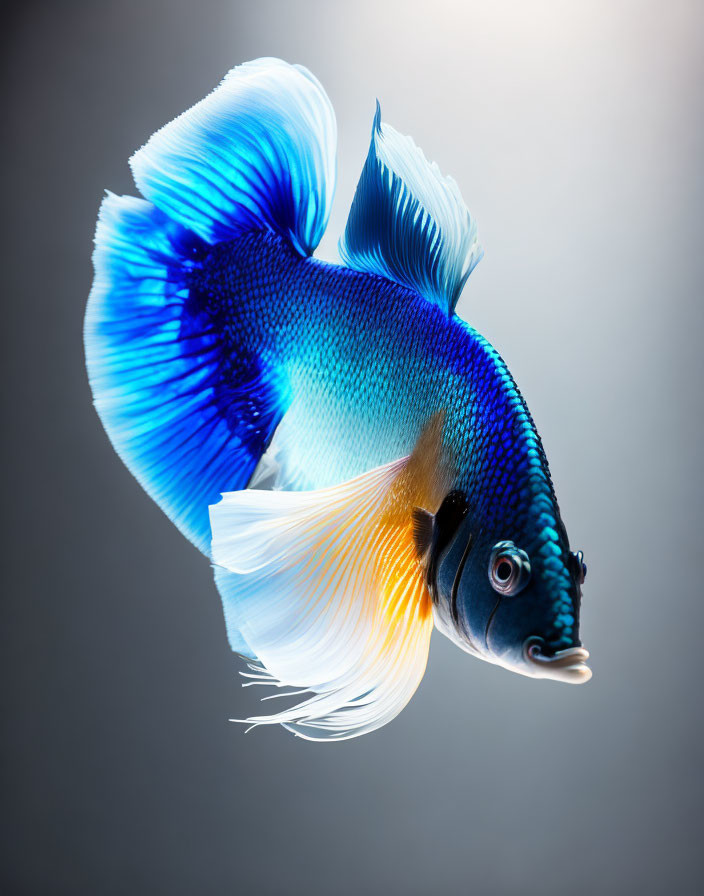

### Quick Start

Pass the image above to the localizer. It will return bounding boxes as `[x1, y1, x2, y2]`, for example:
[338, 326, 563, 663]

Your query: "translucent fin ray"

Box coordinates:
[339, 103, 482, 313]
[130, 58, 337, 256]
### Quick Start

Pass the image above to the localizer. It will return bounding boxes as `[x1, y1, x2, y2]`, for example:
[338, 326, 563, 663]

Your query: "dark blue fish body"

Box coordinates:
[85, 59, 588, 740]
[191, 230, 580, 661]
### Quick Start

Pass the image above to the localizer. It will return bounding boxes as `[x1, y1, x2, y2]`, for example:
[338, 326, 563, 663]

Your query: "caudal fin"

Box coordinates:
[130, 58, 337, 256]
[85, 59, 337, 555]
[85, 194, 287, 554]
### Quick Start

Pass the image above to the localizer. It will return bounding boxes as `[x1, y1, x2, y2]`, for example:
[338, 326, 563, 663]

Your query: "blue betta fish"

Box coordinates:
[85, 58, 590, 741]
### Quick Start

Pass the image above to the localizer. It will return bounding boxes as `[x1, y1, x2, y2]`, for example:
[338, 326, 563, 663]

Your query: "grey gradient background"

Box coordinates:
[3, 1, 703, 894]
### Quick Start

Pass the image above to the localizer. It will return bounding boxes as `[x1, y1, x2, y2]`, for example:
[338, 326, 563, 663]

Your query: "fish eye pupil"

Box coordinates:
[496, 560, 513, 581]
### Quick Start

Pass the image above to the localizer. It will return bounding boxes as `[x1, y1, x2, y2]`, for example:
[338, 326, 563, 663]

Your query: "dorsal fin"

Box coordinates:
[339, 103, 483, 314]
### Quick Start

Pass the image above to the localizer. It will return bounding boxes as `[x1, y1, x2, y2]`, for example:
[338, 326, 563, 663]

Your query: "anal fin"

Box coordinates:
[209, 414, 452, 740]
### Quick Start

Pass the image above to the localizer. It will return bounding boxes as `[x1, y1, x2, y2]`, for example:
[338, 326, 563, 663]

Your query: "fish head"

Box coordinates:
[418, 490, 590, 683]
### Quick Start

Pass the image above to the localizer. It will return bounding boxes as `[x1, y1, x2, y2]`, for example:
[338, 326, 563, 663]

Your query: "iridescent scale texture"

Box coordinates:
[189, 231, 577, 648]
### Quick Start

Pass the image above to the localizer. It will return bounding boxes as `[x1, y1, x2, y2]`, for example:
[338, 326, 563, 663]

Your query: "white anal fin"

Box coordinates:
[210, 414, 451, 740]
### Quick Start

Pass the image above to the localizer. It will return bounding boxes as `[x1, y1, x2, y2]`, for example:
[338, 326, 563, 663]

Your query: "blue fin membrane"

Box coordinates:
[130, 58, 337, 256]
[85, 193, 287, 555]
[339, 103, 483, 314]
[213, 566, 255, 657]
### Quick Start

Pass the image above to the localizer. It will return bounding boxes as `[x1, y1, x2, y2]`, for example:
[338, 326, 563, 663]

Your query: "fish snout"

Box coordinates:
[522, 638, 592, 684]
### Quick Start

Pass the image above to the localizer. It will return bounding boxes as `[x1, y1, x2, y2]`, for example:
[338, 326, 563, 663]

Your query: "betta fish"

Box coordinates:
[85, 58, 590, 741]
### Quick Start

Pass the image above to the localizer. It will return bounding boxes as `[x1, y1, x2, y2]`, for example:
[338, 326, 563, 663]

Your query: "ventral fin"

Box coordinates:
[339, 103, 483, 314]
[209, 413, 452, 740]
[246, 417, 316, 492]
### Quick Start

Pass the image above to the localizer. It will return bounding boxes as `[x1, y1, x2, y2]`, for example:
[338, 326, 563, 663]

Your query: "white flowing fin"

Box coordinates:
[210, 414, 451, 740]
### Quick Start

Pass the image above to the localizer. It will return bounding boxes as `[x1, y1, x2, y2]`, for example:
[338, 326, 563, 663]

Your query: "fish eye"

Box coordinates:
[488, 541, 531, 596]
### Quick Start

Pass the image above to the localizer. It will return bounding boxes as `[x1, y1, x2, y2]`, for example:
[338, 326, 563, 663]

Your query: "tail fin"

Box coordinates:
[85, 59, 335, 554]
[85, 194, 287, 554]
[130, 58, 336, 256]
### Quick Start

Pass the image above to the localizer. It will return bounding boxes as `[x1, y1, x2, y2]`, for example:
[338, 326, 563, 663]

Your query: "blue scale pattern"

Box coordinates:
[188, 229, 579, 648]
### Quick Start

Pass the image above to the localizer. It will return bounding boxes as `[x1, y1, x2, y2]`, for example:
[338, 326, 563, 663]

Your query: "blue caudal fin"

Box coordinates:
[130, 58, 337, 256]
[85, 194, 288, 555]
[86, 58, 337, 554]
[339, 103, 482, 314]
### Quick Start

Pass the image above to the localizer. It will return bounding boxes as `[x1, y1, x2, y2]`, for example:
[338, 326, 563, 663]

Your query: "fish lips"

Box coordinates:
[485, 600, 592, 684]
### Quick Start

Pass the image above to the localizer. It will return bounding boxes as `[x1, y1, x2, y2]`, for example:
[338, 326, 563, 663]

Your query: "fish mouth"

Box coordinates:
[523, 638, 592, 684]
